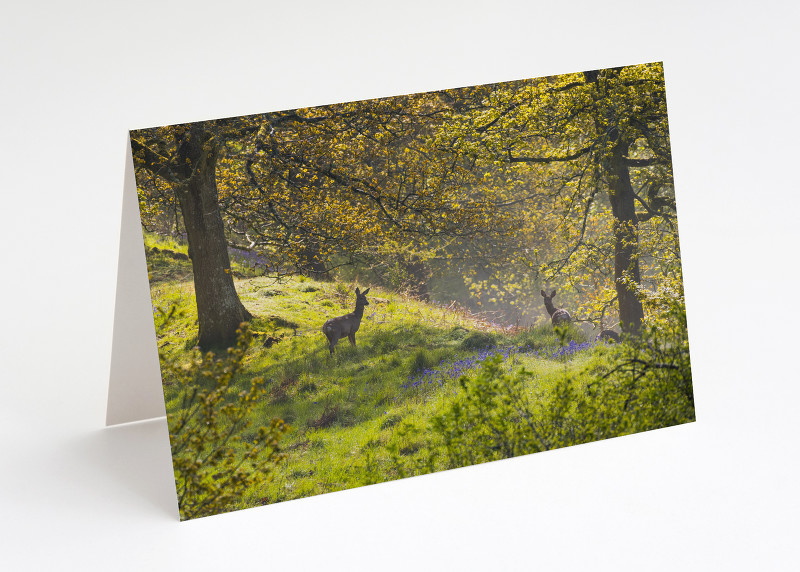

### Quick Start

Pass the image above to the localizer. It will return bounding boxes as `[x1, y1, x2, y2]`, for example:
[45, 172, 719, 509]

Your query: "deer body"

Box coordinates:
[596, 329, 620, 343]
[322, 287, 370, 355]
[541, 289, 571, 326]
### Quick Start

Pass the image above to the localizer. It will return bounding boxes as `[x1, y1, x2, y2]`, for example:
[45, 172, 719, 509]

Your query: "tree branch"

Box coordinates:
[623, 157, 662, 167]
[507, 144, 593, 164]
[130, 136, 182, 184]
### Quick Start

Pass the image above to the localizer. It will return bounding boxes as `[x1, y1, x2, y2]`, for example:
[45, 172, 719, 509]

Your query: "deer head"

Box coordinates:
[541, 289, 558, 316]
[355, 287, 370, 310]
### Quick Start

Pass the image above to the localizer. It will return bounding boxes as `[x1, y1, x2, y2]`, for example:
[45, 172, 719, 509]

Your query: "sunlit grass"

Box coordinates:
[149, 251, 617, 511]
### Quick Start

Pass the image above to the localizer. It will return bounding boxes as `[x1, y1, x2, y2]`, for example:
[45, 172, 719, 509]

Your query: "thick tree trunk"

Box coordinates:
[607, 141, 644, 335]
[402, 254, 431, 301]
[176, 125, 252, 350]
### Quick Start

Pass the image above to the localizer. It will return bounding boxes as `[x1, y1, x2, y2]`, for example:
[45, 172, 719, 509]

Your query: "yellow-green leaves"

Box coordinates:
[164, 324, 290, 520]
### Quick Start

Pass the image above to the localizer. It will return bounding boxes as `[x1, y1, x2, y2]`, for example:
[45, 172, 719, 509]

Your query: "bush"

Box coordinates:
[429, 293, 694, 468]
[161, 322, 290, 520]
[431, 355, 541, 468]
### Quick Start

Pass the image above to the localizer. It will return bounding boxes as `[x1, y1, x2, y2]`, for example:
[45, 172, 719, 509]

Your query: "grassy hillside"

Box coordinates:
[144, 234, 694, 516]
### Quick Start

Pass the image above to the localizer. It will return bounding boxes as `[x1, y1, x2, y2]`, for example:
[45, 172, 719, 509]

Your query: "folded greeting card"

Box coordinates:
[109, 62, 694, 520]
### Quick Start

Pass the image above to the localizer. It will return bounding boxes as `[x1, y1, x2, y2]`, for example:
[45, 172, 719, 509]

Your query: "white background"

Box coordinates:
[2, 1, 798, 570]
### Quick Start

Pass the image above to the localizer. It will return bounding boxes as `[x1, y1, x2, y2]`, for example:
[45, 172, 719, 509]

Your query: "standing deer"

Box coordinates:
[541, 289, 571, 326]
[322, 287, 370, 355]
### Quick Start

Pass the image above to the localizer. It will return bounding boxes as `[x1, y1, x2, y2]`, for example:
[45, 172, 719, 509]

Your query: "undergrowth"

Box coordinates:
[146, 236, 694, 517]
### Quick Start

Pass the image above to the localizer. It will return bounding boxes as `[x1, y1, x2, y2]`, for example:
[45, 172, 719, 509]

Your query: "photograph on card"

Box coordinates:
[130, 61, 694, 521]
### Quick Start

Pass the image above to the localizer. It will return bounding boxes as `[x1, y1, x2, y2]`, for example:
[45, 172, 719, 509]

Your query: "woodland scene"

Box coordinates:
[131, 62, 694, 520]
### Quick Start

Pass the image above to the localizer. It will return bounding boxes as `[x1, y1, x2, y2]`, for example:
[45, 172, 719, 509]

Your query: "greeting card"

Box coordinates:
[109, 62, 694, 520]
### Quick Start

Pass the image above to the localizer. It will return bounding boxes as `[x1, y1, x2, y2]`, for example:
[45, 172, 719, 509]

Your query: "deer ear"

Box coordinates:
[550, 290, 556, 297]
[362, 288, 370, 295]
[540, 290, 546, 297]
[355, 287, 360, 295]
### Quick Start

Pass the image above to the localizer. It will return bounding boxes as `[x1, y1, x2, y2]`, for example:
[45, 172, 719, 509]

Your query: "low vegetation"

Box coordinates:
[147, 235, 694, 517]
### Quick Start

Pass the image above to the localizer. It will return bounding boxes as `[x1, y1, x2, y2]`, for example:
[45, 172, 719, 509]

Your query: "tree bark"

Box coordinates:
[297, 240, 329, 280]
[607, 140, 644, 335]
[402, 254, 431, 301]
[175, 125, 252, 350]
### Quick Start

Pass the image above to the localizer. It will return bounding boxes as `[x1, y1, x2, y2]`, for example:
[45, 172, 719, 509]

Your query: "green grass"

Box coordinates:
[146, 235, 691, 513]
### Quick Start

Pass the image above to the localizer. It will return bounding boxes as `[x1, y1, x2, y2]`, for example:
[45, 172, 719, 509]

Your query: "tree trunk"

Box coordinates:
[607, 140, 644, 335]
[402, 254, 431, 301]
[175, 125, 252, 350]
[297, 239, 329, 280]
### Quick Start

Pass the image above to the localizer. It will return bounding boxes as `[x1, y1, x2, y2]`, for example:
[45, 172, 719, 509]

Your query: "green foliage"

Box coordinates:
[162, 323, 289, 520]
[432, 355, 541, 468]
[370, 328, 402, 353]
[545, 292, 694, 443]
[410, 348, 439, 376]
[151, 268, 692, 516]
[512, 322, 585, 351]
[429, 295, 694, 468]
[143, 234, 193, 283]
[460, 330, 498, 350]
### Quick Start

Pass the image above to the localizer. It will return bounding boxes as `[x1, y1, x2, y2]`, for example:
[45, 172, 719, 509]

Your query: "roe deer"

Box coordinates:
[322, 287, 370, 355]
[541, 289, 571, 326]
[596, 329, 620, 343]
[594, 317, 620, 343]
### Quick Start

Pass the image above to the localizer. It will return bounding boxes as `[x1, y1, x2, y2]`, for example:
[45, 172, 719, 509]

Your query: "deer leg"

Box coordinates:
[348, 333, 356, 346]
[325, 332, 337, 355]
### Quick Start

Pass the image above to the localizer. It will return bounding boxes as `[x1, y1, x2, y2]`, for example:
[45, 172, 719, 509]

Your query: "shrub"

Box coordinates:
[429, 293, 694, 468]
[431, 355, 541, 468]
[162, 322, 290, 520]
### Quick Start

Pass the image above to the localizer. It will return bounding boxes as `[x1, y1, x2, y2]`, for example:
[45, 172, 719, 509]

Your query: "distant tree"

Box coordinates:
[437, 63, 676, 333]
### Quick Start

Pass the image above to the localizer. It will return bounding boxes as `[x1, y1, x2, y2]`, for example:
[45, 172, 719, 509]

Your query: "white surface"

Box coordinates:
[1, 1, 798, 570]
[105, 139, 165, 425]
